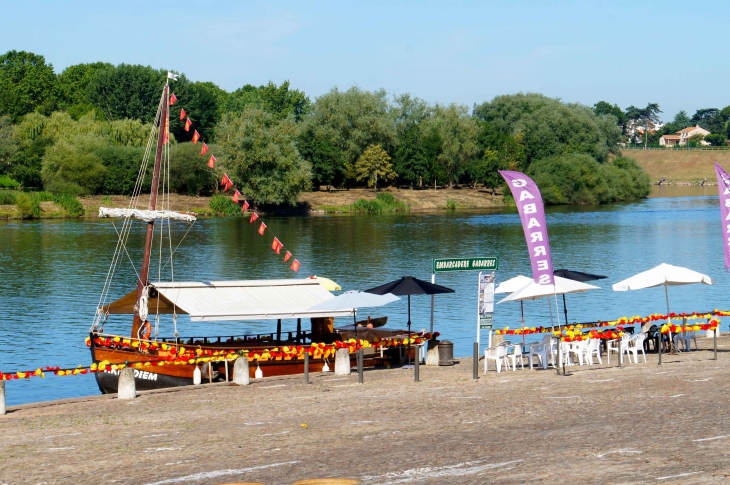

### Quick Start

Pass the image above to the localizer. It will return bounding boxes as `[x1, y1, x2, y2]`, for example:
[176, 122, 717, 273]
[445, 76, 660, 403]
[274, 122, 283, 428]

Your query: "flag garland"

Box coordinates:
[178, 96, 303, 273]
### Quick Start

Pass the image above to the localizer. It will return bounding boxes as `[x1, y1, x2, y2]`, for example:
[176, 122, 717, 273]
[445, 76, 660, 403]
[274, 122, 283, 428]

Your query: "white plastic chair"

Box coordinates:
[484, 343, 511, 373]
[528, 335, 553, 370]
[607, 334, 631, 364]
[585, 338, 603, 365]
[627, 333, 647, 363]
[567, 339, 589, 366]
[673, 331, 698, 351]
[508, 343, 527, 371]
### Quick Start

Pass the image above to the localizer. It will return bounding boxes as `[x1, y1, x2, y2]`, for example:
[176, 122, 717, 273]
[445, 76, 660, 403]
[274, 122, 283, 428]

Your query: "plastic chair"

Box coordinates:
[585, 338, 603, 365]
[673, 331, 698, 351]
[508, 343, 527, 371]
[528, 335, 553, 370]
[566, 339, 590, 366]
[627, 333, 647, 363]
[484, 343, 511, 373]
[607, 334, 630, 364]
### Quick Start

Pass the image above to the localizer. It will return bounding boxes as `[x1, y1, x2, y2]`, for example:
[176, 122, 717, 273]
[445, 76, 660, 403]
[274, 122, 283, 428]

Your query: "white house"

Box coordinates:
[659, 124, 710, 147]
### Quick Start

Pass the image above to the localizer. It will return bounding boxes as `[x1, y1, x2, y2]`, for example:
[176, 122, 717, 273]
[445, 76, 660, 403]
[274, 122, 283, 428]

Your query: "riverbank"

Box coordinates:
[627, 149, 730, 184]
[2, 337, 729, 484]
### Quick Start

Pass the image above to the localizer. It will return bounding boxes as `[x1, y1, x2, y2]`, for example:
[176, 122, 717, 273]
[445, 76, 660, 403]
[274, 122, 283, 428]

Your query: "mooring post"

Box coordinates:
[224, 359, 229, 382]
[473, 342, 479, 380]
[335, 348, 351, 376]
[414, 345, 420, 382]
[714, 321, 718, 361]
[233, 355, 250, 385]
[357, 348, 364, 384]
[304, 352, 310, 384]
[618, 337, 622, 369]
[658, 331, 662, 365]
[117, 367, 136, 400]
[0, 381, 6, 415]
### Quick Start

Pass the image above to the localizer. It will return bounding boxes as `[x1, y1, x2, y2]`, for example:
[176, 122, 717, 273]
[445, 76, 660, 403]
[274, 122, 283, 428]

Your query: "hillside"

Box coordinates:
[625, 149, 730, 184]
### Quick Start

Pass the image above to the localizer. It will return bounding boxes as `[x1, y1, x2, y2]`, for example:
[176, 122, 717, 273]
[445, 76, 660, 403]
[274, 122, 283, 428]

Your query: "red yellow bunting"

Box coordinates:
[184, 118, 192, 132]
[180, 108, 186, 120]
[232, 190, 241, 203]
[221, 173, 233, 191]
[272, 237, 283, 254]
[258, 222, 267, 235]
[241, 200, 249, 212]
[200, 143, 209, 155]
[169, 93, 177, 106]
[208, 155, 216, 168]
[192, 130, 200, 143]
[284, 251, 292, 262]
[290, 259, 300, 272]
[250, 212, 259, 223]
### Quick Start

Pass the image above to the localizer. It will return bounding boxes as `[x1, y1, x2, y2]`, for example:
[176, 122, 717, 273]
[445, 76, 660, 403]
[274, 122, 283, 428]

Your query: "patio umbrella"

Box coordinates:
[553, 269, 608, 324]
[308, 291, 400, 338]
[309, 275, 342, 291]
[612, 263, 714, 356]
[365, 276, 455, 364]
[495, 275, 533, 342]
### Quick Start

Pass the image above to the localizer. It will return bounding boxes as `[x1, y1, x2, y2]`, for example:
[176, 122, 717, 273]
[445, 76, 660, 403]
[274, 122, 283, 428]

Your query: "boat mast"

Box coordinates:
[131, 82, 169, 338]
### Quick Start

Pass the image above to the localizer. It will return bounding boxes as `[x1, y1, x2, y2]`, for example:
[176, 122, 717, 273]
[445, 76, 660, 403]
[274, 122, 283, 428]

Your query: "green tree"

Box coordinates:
[168, 142, 219, 195]
[639, 103, 662, 148]
[56, 62, 113, 118]
[95, 145, 147, 195]
[0, 116, 17, 175]
[691, 108, 725, 134]
[216, 107, 311, 204]
[593, 101, 626, 128]
[223, 81, 309, 121]
[424, 104, 478, 187]
[704, 134, 727, 146]
[0, 50, 56, 121]
[470, 121, 526, 190]
[170, 80, 222, 143]
[41, 134, 107, 195]
[392, 94, 432, 187]
[86, 64, 167, 122]
[298, 86, 395, 186]
[354, 144, 397, 191]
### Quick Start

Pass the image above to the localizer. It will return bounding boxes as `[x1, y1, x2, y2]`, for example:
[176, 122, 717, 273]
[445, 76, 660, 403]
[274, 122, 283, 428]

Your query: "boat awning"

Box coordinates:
[102, 279, 354, 322]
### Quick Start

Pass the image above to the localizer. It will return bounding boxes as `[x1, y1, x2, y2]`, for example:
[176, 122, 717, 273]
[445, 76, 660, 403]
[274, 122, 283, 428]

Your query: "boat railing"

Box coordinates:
[94, 331, 312, 346]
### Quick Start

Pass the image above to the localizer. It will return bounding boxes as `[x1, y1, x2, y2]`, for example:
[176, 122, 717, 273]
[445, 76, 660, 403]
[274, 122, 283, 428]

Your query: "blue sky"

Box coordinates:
[3, 0, 727, 121]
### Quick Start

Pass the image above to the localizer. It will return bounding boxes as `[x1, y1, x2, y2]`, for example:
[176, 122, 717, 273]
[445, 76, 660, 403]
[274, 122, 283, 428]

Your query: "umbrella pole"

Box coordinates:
[407, 295, 412, 366]
[562, 294, 568, 325]
[521, 300, 525, 347]
[665, 282, 672, 357]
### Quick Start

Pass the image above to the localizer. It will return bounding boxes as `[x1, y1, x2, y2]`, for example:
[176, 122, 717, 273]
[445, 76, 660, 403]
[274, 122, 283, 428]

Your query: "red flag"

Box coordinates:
[180, 108, 186, 120]
[192, 130, 200, 143]
[290, 259, 300, 272]
[241, 200, 249, 212]
[162, 118, 169, 145]
[200, 143, 209, 155]
[258, 222, 267, 235]
[220, 173, 233, 191]
[184, 118, 192, 132]
[284, 251, 292, 262]
[232, 190, 241, 203]
[249, 212, 259, 223]
[169, 93, 177, 106]
[207, 155, 216, 169]
[271, 237, 283, 254]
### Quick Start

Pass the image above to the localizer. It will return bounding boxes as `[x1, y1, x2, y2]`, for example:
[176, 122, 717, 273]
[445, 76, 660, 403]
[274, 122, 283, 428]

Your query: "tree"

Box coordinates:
[691, 108, 725, 134]
[704, 134, 727, 146]
[424, 104, 478, 187]
[223, 81, 309, 121]
[41, 134, 107, 195]
[593, 101, 626, 128]
[0, 50, 56, 122]
[169, 80, 222, 143]
[626, 103, 661, 148]
[0, 116, 17, 175]
[392, 94, 432, 187]
[56, 62, 113, 118]
[168, 142, 219, 195]
[298, 87, 395, 186]
[354, 144, 396, 191]
[470, 121, 526, 190]
[86, 64, 167, 122]
[216, 107, 311, 205]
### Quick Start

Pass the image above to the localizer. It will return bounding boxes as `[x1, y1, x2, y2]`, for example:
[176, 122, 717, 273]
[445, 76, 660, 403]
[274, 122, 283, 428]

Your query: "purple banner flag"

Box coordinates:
[499, 170, 555, 285]
[715, 163, 730, 271]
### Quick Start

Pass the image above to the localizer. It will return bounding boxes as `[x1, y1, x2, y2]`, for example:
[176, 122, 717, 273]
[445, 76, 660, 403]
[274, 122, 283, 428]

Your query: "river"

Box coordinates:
[1, 187, 728, 405]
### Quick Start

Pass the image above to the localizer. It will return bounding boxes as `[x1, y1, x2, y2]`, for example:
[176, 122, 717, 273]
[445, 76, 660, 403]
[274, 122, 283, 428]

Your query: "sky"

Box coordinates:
[2, 0, 727, 121]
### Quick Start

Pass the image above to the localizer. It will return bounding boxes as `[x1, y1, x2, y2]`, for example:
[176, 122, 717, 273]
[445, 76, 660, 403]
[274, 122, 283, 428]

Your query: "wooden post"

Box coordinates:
[335, 348, 351, 376]
[472, 342, 479, 380]
[296, 318, 302, 343]
[0, 381, 6, 415]
[233, 355, 250, 385]
[357, 348, 364, 384]
[117, 367, 136, 400]
[304, 352, 309, 384]
[276, 319, 282, 345]
[414, 345, 420, 382]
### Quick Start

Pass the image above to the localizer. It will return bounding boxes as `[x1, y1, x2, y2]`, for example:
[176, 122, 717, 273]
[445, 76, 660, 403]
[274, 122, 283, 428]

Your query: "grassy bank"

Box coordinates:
[0, 190, 84, 219]
[625, 149, 730, 183]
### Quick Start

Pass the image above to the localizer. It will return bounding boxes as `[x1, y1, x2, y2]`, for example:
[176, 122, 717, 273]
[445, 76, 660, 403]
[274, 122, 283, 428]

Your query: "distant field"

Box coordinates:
[624, 149, 730, 183]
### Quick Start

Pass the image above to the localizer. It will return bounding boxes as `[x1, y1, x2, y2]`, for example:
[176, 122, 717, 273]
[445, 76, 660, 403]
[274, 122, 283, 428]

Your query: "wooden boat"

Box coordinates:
[88, 77, 411, 393]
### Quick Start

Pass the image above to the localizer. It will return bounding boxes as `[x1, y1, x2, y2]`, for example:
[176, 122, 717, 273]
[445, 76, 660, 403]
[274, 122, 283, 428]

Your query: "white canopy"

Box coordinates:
[497, 276, 600, 304]
[307, 291, 399, 311]
[149, 279, 353, 321]
[612, 263, 715, 291]
[99, 207, 197, 223]
[494, 275, 533, 294]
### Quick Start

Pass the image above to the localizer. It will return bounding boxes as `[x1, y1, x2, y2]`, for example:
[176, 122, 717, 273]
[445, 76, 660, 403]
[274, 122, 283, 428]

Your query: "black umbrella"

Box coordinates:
[553, 269, 608, 323]
[365, 276, 455, 364]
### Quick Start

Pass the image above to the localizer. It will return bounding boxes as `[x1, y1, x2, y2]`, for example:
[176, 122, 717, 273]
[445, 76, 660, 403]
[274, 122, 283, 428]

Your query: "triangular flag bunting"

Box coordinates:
[180, 108, 186, 120]
[162, 118, 169, 145]
[271, 237, 283, 254]
[290, 259, 300, 272]
[192, 130, 200, 143]
[241, 200, 249, 212]
[249, 212, 259, 223]
[221, 173, 233, 191]
[208, 155, 216, 169]
[283, 251, 292, 263]
[169, 93, 177, 106]
[258, 222, 267, 235]
[200, 143, 209, 155]
[184, 118, 192, 132]
[232, 190, 241, 203]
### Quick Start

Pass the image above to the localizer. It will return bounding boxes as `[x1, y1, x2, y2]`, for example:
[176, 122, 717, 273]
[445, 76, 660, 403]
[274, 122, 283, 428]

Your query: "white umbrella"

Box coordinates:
[497, 276, 601, 304]
[308, 291, 400, 312]
[495, 275, 533, 341]
[612, 263, 714, 358]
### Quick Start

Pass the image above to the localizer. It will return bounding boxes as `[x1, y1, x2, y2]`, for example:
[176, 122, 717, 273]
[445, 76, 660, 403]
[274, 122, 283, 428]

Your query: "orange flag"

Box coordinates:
[180, 108, 186, 120]
[207, 155, 216, 168]
[290, 259, 300, 272]
[169, 93, 177, 106]
[283, 251, 292, 263]
[249, 212, 259, 223]
[192, 130, 200, 143]
[184, 118, 192, 132]
[162, 118, 169, 145]
[271, 237, 283, 254]
[232, 190, 241, 203]
[258, 222, 267, 235]
[241, 200, 249, 212]
[200, 143, 209, 155]
[221, 173, 233, 191]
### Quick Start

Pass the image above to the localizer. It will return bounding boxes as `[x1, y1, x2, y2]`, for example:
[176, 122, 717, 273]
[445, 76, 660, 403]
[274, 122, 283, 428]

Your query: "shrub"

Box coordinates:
[0, 175, 19, 188]
[53, 194, 84, 216]
[349, 193, 410, 213]
[209, 194, 241, 216]
[0, 190, 17, 205]
[169, 142, 218, 196]
[446, 199, 457, 210]
[15, 192, 40, 218]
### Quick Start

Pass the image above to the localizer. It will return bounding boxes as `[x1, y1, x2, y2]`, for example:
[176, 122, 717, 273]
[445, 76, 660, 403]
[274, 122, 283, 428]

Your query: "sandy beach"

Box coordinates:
[2, 335, 730, 485]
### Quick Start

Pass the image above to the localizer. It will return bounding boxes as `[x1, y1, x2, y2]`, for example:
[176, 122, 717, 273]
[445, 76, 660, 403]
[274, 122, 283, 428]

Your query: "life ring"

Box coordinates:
[141, 320, 152, 340]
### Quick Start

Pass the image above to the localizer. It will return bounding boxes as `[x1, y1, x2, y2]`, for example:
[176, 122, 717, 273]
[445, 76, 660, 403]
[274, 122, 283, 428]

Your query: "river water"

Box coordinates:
[1, 187, 728, 405]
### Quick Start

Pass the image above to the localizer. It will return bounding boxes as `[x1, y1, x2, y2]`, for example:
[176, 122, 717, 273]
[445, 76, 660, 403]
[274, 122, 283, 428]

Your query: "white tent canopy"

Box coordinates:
[104, 279, 354, 322]
[494, 275, 533, 294]
[612, 263, 715, 291]
[307, 291, 399, 312]
[497, 276, 601, 304]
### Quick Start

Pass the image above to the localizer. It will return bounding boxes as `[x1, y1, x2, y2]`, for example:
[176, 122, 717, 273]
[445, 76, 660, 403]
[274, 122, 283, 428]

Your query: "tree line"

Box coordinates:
[0, 50, 651, 206]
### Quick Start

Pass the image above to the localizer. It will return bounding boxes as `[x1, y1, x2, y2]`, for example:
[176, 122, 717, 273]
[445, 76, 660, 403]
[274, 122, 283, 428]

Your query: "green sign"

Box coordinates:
[479, 314, 493, 330]
[433, 257, 499, 273]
